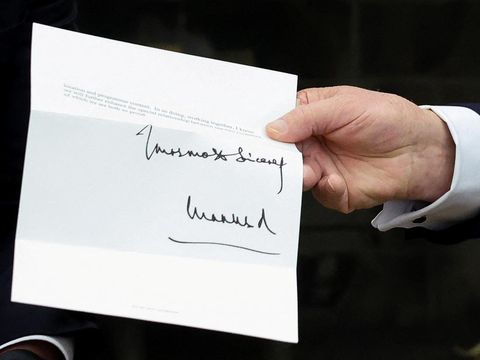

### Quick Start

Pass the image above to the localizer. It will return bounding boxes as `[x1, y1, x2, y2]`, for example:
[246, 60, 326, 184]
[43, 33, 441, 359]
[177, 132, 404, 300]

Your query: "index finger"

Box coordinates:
[266, 95, 353, 143]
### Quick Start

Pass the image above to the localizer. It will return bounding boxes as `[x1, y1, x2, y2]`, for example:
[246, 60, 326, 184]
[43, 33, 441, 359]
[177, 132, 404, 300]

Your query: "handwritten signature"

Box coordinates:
[185, 195, 276, 235]
[136, 124, 287, 194]
[166, 195, 280, 256]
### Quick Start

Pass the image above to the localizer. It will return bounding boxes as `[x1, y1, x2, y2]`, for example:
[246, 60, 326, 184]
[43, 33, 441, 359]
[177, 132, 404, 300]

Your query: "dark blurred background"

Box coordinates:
[74, 1, 480, 359]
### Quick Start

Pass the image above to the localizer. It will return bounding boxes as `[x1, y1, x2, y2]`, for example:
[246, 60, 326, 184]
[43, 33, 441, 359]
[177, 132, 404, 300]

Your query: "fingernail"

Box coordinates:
[267, 118, 288, 137]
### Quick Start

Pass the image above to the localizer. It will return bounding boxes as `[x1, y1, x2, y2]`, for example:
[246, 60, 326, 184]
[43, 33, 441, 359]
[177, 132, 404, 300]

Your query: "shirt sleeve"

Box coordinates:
[0, 335, 73, 360]
[372, 105, 480, 231]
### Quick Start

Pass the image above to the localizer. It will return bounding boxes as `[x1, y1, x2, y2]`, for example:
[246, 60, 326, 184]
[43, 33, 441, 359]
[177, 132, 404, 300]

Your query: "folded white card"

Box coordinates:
[13, 23, 302, 342]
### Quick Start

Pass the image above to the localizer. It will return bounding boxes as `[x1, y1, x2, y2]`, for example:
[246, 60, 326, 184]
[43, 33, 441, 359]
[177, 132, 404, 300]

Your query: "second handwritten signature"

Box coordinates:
[186, 195, 276, 235]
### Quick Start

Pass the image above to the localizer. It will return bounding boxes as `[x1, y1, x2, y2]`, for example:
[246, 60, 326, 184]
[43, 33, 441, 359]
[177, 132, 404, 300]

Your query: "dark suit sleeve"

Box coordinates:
[410, 212, 480, 244]
[410, 103, 480, 244]
[456, 103, 480, 115]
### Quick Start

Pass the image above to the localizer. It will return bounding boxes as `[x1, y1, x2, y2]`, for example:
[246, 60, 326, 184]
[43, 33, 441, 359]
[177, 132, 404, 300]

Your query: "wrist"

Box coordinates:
[408, 109, 455, 202]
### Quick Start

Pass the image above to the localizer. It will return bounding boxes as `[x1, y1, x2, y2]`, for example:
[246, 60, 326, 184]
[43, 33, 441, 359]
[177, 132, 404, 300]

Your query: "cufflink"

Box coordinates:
[412, 216, 427, 224]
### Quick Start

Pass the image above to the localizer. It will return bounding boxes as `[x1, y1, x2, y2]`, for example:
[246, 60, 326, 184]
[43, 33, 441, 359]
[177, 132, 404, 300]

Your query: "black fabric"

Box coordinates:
[0, 0, 78, 204]
[0, 0, 95, 346]
[0, 350, 43, 360]
[411, 213, 480, 244]
[452, 103, 480, 115]
[0, 1, 77, 32]
[0, 1, 28, 32]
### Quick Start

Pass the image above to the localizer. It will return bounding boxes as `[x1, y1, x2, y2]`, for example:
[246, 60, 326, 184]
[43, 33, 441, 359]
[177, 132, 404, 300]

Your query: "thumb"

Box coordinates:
[266, 97, 341, 143]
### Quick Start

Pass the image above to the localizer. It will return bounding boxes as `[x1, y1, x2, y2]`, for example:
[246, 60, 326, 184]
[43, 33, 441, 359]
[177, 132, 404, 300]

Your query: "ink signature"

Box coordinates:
[167, 195, 280, 256]
[136, 124, 286, 194]
[185, 195, 276, 235]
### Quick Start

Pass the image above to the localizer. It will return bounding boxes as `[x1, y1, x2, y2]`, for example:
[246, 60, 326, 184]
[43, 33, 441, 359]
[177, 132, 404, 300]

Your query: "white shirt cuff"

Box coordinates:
[0, 335, 73, 360]
[372, 105, 480, 231]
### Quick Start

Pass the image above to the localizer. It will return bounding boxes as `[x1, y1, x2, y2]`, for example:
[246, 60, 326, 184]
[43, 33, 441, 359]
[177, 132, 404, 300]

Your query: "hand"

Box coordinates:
[266, 86, 455, 213]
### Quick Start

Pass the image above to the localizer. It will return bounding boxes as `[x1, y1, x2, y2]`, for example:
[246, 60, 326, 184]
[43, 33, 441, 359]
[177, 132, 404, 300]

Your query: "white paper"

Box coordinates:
[13, 23, 302, 342]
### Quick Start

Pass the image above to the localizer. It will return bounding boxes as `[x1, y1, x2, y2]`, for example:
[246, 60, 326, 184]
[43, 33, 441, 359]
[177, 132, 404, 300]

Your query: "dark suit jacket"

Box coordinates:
[0, 0, 95, 345]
